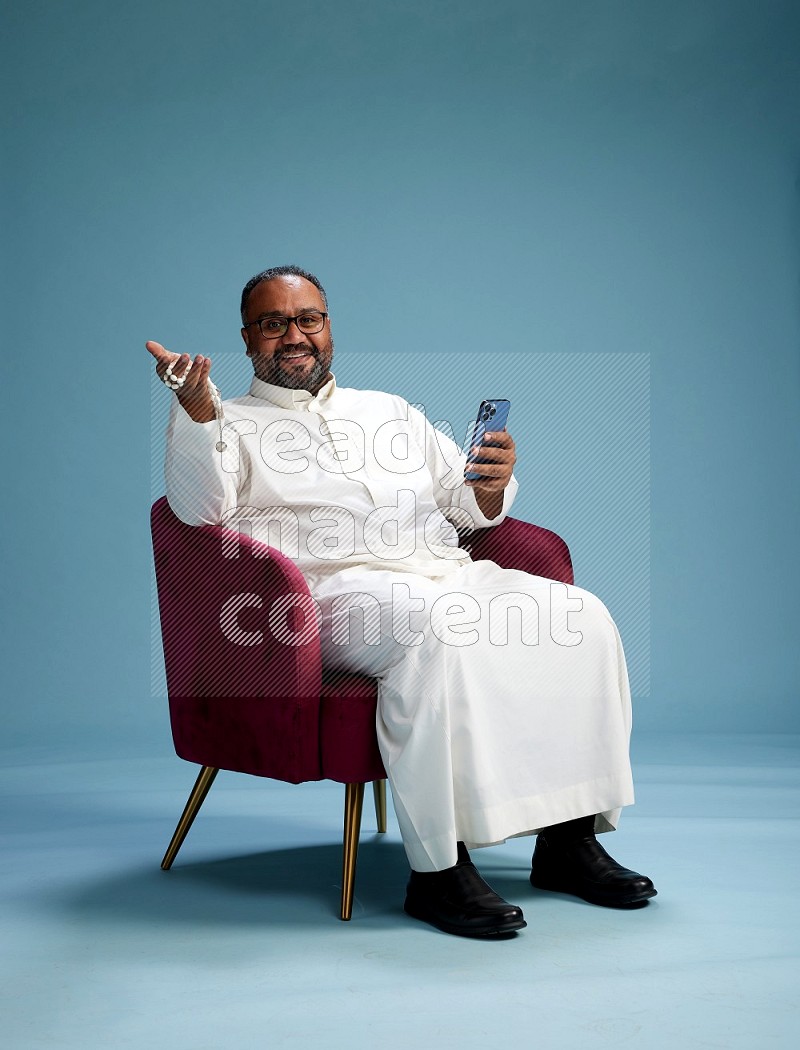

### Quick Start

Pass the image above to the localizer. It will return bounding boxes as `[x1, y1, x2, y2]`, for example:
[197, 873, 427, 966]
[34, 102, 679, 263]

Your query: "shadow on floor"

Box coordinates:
[61, 836, 412, 930]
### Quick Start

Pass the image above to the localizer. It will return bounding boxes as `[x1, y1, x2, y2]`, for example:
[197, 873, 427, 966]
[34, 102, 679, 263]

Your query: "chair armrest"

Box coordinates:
[152, 497, 322, 700]
[151, 497, 323, 780]
[462, 516, 574, 584]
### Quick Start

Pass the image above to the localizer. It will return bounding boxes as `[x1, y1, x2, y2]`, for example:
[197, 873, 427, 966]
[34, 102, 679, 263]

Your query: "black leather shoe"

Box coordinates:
[405, 852, 527, 938]
[531, 833, 657, 908]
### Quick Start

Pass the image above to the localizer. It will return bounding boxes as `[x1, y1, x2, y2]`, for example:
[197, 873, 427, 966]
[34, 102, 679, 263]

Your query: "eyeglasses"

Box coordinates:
[243, 311, 328, 339]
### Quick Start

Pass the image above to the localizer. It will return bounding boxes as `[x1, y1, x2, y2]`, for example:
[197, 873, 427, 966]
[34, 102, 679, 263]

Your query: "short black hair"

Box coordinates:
[240, 265, 328, 322]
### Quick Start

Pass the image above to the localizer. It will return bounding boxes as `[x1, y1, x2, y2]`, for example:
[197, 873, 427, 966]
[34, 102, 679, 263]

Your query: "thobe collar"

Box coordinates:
[248, 372, 337, 411]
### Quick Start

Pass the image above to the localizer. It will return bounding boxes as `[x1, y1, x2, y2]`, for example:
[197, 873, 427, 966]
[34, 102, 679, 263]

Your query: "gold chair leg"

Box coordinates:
[372, 779, 387, 833]
[340, 782, 365, 921]
[161, 765, 219, 870]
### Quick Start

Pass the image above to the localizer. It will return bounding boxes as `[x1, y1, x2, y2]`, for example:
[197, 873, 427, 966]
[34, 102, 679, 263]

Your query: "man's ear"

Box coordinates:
[241, 327, 252, 355]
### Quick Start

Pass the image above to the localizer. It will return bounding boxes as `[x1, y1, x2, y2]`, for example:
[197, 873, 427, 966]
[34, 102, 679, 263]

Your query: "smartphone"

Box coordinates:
[464, 399, 511, 481]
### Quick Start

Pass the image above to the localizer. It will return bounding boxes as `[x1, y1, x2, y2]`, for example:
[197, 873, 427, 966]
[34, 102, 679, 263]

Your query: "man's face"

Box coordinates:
[240, 275, 334, 393]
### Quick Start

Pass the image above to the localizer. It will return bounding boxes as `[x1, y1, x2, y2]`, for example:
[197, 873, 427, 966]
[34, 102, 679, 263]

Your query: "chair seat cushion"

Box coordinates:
[319, 674, 386, 783]
[169, 695, 323, 783]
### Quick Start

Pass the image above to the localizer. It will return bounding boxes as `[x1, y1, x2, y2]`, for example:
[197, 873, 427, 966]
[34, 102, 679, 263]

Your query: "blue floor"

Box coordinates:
[2, 733, 798, 1049]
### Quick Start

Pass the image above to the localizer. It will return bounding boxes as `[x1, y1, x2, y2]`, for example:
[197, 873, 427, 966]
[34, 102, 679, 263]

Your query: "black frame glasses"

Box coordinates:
[243, 311, 328, 339]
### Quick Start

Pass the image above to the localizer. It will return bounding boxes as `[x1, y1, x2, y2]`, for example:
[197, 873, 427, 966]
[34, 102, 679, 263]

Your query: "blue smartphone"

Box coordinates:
[464, 399, 511, 481]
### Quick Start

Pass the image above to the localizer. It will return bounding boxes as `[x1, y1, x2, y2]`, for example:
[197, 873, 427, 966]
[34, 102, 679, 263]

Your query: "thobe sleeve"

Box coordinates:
[164, 396, 241, 526]
[406, 403, 518, 532]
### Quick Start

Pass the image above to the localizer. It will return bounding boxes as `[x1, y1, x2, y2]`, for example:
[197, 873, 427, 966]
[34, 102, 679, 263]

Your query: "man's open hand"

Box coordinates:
[146, 341, 216, 423]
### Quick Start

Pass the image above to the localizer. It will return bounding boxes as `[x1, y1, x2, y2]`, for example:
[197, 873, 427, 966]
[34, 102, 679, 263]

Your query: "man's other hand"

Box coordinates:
[464, 429, 516, 521]
[146, 341, 216, 423]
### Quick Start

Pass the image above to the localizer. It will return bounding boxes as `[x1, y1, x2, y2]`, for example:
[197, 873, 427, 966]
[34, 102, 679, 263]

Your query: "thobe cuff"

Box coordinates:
[456, 473, 519, 531]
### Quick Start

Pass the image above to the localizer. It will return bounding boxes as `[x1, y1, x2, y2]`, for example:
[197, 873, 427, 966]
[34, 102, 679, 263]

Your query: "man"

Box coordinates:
[147, 264, 656, 938]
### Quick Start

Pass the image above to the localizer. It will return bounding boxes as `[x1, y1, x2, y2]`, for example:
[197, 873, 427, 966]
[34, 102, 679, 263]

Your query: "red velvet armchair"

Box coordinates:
[151, 496, 573, 919]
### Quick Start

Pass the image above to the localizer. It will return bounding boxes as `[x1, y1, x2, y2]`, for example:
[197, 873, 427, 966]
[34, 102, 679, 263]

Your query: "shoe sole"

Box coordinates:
[530, 873, 657, 908]
[404, 901, 527, 938]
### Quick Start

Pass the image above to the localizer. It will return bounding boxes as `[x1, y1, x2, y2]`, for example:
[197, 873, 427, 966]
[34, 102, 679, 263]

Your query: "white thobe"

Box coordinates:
[165, 373, 635, 871]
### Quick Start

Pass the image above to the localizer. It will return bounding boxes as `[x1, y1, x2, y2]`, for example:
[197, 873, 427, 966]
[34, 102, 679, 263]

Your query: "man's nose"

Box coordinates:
[280, 319, 306, 343]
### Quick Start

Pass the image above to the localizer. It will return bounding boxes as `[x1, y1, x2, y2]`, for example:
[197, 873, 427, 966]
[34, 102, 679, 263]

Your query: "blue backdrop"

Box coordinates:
[3, 0, 798, 748]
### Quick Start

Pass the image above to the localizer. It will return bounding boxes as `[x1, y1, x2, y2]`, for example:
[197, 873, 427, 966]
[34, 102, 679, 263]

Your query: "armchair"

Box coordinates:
[151, 496, 573, 919]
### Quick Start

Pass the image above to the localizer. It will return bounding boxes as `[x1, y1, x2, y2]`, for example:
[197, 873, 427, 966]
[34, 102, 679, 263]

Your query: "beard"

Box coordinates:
[252, 337, 334, 391]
